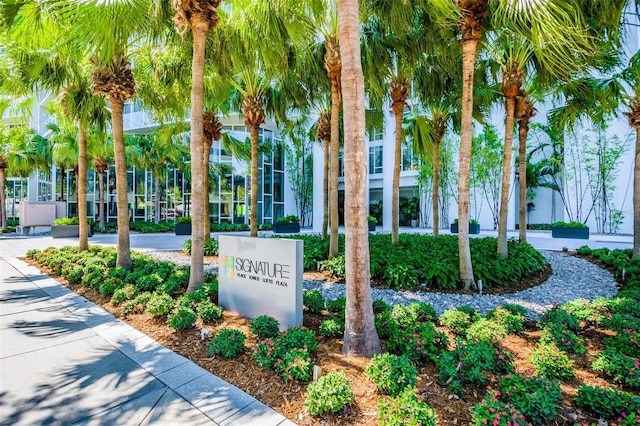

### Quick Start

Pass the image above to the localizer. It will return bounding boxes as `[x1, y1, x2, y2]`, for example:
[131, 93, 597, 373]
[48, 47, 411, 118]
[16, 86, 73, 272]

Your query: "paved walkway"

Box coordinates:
[0, 228, 633, 425]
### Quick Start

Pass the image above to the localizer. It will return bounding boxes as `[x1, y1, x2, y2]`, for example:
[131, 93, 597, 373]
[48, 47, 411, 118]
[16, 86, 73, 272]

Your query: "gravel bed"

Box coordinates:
[145, 250, 618, 321]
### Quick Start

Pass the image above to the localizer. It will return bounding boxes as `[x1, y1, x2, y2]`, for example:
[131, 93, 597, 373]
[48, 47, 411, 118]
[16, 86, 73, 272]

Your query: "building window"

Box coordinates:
[401, 145, 419, 171]
[369, 128, 383, 141]
[369, 145, 383, 174]
[338, 149, 345, 177]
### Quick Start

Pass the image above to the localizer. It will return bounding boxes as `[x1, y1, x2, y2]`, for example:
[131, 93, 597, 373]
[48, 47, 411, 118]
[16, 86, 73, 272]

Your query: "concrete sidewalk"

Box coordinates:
[0, 246, 294, 425]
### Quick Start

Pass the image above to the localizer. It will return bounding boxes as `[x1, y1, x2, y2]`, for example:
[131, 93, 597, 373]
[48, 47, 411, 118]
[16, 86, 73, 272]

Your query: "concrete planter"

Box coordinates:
[551, 226, 589, 239]
[273, 223, 300, 234]
[450, 223, 480, 234]
[175, 223, 192, 235]
[51, 225, 93, 238]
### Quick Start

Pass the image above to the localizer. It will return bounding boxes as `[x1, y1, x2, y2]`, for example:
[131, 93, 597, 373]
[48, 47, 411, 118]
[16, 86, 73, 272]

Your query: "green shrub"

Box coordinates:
[604, 328, 640, 358]
[439, 309, 477, 335]
[135, 272, 163, 292]
[196, 301, 223, 322]
[383, 263, 419, 289]
[386, 321, 448, 364]
[157, 267, 190, 294]
[67, 266, 85, 284]
[499, 373, 562, 424]
[457, 339, 514, 384]
[167, 306, 197, 330]
[319, 317, 345, 338]
[325, 296, 346, 316]
[82, 269, 105, 289]
[207, 328, 246, 358]
[110, 284, 139, 306]
[406, 302, 437, 322]
[320, 254, 346, 277]
[274, 347, 312, 382]
[529, 343, 574, 380]
[303, 290, 325, 313]
[592, 348, 640, 387]
[375, 310, 395, 340]
[602, 313, 640, 333]
[378, 387, 438, 426]
[372, 299, 391, 314]
[252, 326, 317, 374]
[98, 276, 124, 296]
[364, 353, 418, 397]
[501, 303, 528, 318]
[202, 238, 219, 256]
[121, 292, 153, 316]
[563, 298, 609, 325]
[283, 234, 547, 291]
[466, 318, 508, 342]
[575, 384, 640, 419]
[145, 293, 175, 316]
[304, 371, 354, 416]
[538, 304, 581, 332]
[435, 351, 463, 395]
[486, 307, 524, 334]
[250, 315, 280, 339]
[470, 389, 527, 426]
[539, 322, 585, 354]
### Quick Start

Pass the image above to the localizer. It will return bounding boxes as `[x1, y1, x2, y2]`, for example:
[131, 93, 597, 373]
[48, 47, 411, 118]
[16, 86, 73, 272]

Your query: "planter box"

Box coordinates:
[51, 225, 93, 238]
[450, 223, 480, 235]
[273, 222, 300, 234]
[551, 226, 589, 239]
[368, 222, 376, 232]
[175, 223, 192, 235]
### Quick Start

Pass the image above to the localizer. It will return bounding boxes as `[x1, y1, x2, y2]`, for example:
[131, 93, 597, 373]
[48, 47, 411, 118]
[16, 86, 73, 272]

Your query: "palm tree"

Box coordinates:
[515, 90, 536, 242]
[429, 0, 594, 288]
[316, 111, 331, 239]
[202, 110, 223, 239]
[172, 0, 223, 292]
[60, 77, 109, 250]
[408, 104, 454, 236]
[324, 29, 342, 259]
[337, 0, 381, 357]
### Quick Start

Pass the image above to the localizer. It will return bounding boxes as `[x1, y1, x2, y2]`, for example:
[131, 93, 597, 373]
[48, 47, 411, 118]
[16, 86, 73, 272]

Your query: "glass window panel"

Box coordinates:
[273, 172, 283, 202]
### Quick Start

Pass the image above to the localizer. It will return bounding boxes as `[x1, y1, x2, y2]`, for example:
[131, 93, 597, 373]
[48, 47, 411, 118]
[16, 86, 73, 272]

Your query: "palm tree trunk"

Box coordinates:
[203, 140, 212, 240]
[391, 105, 403, 244]
[518, 117, 528, 242]
[155, 174, 161, 224]
[186, 17, 208, 292]
[634, 126, 640, 258]
[497, 96, 517, 258]
[250, 125, 259, 237]
[110, 99, 132, 270]
[329, 77, 340, 258]
[98, 170, 105, 229]
[338, 0, 381, 358]
[432, 139, 440, 236]
[78, 126, 89, 251]
[458, 38, 479, 290]
[0, 168, 6, 231]
[322, 137, 329, 239]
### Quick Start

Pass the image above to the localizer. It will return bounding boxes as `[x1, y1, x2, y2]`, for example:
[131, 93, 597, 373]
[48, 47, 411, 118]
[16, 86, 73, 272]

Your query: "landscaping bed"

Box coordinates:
[23, 245, 640, 425]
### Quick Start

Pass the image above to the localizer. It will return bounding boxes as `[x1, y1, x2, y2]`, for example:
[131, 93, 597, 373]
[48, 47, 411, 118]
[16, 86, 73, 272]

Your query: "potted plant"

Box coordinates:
[367, 215, 377, 232]
[450, 219, 480, 235]
[551, 221, 589, 239]
[273, 215, 300, 233]
[175, 216, 192, 235]
[51, 217, 93, 238]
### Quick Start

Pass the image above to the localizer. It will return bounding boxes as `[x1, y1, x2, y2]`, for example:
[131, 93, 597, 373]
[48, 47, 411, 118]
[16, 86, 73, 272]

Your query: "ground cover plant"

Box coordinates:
[23, 244, 640, 425]
[279, 234, 548, 291]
